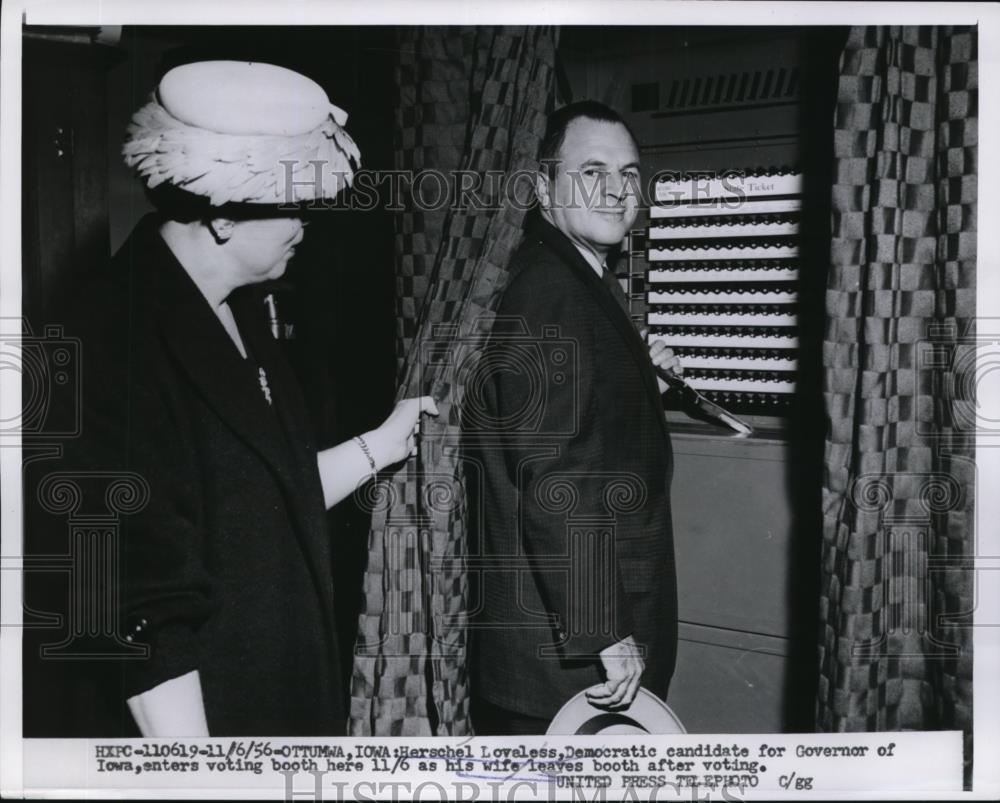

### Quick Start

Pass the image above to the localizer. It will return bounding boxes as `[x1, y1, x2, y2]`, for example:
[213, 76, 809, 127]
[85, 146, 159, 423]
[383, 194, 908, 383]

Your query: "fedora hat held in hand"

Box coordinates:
[547, 687, 686, 735]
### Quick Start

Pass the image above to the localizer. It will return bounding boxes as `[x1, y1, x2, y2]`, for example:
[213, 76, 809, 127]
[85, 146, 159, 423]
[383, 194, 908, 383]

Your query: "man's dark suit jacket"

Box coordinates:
[23, 215, 344, 736]
[467, 216, 678, 720]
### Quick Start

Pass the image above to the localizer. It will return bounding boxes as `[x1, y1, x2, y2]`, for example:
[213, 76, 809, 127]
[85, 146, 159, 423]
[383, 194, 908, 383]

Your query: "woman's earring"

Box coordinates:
[208, 218, 235, 244]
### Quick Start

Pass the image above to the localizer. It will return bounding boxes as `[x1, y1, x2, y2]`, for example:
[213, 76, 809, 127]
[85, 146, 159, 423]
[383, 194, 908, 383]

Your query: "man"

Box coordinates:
[467, 101, 681, 734]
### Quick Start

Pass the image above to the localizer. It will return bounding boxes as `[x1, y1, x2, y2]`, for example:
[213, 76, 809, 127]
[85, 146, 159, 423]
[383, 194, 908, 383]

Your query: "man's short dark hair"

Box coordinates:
[538, 101, 638, 178]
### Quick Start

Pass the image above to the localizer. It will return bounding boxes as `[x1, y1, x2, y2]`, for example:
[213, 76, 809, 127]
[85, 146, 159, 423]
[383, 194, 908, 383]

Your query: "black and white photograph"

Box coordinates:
[1, 1, 998, 799]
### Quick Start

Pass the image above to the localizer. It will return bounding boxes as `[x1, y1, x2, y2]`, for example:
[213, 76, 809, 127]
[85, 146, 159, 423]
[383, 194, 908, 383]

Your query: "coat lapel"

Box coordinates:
[144, 253, 297, 489]
[122, 218, 335, 630]
[234, 292, 337, 632]
[233, 287, 320, 479]
[531, 218, 668, 438]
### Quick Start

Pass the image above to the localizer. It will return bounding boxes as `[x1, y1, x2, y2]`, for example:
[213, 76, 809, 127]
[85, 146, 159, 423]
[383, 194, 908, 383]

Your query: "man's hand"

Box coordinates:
[641, 329, 683, 394]
[586, 635, 644, 709]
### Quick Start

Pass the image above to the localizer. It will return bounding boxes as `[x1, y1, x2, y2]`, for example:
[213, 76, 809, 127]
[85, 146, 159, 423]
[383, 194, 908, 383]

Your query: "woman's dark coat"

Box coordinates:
[24, 215, 343, 736]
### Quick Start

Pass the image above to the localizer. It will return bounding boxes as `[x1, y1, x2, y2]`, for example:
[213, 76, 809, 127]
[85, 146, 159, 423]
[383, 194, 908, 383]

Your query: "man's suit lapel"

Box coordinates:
[532, 218, 668, 438]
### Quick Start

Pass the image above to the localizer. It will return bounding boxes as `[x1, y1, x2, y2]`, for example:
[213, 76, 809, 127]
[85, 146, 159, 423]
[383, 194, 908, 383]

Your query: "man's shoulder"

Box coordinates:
[502, 228, 583, 308]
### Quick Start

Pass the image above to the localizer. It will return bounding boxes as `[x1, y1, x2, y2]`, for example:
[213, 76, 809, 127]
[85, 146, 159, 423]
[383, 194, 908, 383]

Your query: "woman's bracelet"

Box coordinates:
[354, 435, 378, 478]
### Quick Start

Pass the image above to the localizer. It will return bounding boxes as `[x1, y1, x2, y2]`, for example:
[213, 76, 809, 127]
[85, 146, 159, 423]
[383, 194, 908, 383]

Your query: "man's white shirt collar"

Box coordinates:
[574, 245, 607, 277]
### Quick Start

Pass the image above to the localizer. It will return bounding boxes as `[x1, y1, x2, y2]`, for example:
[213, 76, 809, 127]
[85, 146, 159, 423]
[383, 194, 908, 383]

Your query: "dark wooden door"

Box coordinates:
[22, 35, 122, 326]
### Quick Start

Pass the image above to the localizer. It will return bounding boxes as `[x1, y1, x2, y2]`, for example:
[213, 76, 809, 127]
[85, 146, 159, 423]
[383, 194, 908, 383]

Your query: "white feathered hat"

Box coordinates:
[122, 61, 360, 206]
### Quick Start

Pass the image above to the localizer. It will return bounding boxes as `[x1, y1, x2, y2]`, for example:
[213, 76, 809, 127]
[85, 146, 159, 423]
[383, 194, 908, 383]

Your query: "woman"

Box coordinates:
[52, 61, 435, 736]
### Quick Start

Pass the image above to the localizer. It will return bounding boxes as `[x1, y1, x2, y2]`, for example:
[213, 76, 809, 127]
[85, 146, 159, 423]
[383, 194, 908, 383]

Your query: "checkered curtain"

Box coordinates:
[818, 26, 976, 781]
[391, 28, 477, 368]
[349, 26, 557, 735]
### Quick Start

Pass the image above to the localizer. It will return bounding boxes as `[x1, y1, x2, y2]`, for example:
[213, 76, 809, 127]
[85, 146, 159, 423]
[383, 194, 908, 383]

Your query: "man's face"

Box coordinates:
[538, 118, 640, 259]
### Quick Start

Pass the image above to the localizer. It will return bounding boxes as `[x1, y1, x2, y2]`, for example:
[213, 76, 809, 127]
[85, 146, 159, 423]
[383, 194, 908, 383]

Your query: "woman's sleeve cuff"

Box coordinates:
[122, 619, 201, 700]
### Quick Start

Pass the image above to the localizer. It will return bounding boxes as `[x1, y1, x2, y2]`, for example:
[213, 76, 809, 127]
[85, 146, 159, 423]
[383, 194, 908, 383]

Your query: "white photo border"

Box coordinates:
[2, 1, 998, 799]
